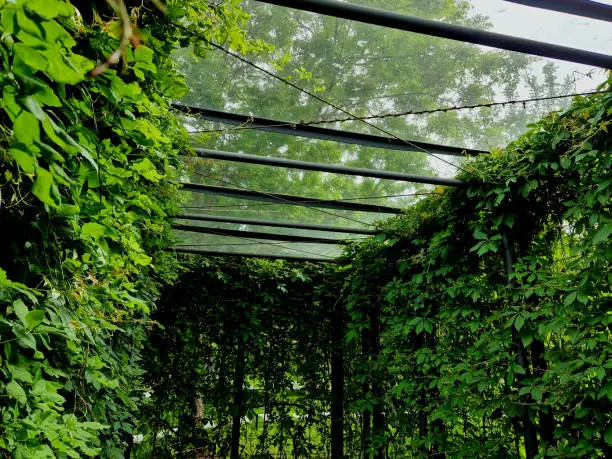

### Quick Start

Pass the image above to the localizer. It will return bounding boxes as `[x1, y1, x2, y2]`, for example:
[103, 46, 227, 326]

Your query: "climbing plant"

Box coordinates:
[339, 83, 612, 457]
[0, 0, 264, 456]
[1, 1, 610, 458]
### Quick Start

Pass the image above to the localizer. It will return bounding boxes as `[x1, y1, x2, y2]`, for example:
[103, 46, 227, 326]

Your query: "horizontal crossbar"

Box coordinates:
[173, 223, 360, 244]
[178, 213, 377, 235]
[505, 0, 612, 22]
[194, 148, 465, 187]
[175, 105, 484, 157]
[168, 247, 335, 263]
[179, 183, 404, 214]
[256, 0, 612, 68]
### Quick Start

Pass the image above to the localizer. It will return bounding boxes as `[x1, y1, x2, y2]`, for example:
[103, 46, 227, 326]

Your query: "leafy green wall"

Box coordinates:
[339, 86, 612, 457]
[0, 1, 261, 456]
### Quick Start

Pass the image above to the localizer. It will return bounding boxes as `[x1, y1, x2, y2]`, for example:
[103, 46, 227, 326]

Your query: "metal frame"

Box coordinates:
[168, 247, 334, 262]
[173, 223, 356, 244]
[505, 0, 612, 22]
[194, 148, 464, 187]
[256, 0, 612, 68]
[175, 105, 485, 157]
[179, 213, 377, 235]
[180, 182, 404, 214]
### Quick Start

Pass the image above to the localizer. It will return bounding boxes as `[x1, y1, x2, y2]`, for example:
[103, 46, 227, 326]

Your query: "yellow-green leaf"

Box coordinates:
[6, 380, 27, 404]
[13, 110, 40, 145]
[81, 222, 106, 239]
[9, 147, 36, 173]
[32, 167, 57, 207]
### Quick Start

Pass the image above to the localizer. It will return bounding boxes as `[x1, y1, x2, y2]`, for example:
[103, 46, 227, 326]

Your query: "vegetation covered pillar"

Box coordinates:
[501, 232, 538, 459]
[230, 329, 246, 458]
[331, 298, 345, 459]
[370, 304, 384, 459]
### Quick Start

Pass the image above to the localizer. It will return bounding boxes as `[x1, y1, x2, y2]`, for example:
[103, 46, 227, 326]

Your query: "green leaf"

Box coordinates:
[12, 325, 37, 350]
[133, 158, 162, 182]
[473, 230, 488, 240]
[57, 204, 80, 216]
[19, 95, 45, 121]
[81, 222, 106, 239]
[13, 43, 48, 72]
[13, 110, 40, 145]
[27, 0, 74, 18]
[521, 334, 533, 347]
[604, 427, 612, 445]
[13, 299, 28, 326]
[531, 388, 543, 402]
[25, 310, 45, 331]
[593, 223, 612, 244]
[8, 363, 34, 383]
[9, 147, 36, 173]
[32, 167, 57, 207]
[132, 252, 152, 266]
[6, 380, 27, 404]
[514, 315, 525, 332]
[564, 291, 578, 306]
[134, 45, 154, 63]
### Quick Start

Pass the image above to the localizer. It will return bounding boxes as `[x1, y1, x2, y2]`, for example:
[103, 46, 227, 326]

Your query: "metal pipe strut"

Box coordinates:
[168, 247, 334, 262]
[194, 148, 465, 187]
[175, 105, 484, 157]
[172, 223, 361, 244]
[505, 0, 612, 22]
[178, 213, 378, 235]
[256, 0, 612, 68]
[179, 182, 404, 214]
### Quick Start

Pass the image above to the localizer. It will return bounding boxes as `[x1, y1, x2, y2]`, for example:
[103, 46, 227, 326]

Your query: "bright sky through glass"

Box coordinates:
[174, 0, 612, 258]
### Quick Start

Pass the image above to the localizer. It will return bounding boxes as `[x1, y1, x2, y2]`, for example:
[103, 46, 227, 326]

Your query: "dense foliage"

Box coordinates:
[145, 87, 612, 457]
[137, 258, 334, 457]
[341, 84, 612, 457]
[1, 0, 610, 458]
[0, 0, 262, 456]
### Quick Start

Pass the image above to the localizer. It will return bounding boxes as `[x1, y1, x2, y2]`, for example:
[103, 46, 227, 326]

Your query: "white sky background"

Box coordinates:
[469, 0, 612, 90]
[426, 0, 612, 177]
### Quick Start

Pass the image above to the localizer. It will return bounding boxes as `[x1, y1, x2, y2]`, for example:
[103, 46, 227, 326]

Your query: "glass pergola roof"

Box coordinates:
[171, 0, 612, 261]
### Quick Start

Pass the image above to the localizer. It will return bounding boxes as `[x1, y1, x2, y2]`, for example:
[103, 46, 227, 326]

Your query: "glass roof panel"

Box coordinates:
[352, 0, 612, 55]
[180, 191, 406, 226]
[177, 0, 608, 146]
[172, 0, 611, 258]
[174, 230, 344, 259]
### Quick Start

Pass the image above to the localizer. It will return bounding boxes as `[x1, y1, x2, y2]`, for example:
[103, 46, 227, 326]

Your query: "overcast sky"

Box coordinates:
[470, 0, 612, 90]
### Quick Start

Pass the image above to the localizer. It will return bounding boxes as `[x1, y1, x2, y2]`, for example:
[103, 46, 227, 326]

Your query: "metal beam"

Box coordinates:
[179, 182, 404, 214]
[175, 105, 484, 157]
[194, 148, 465, 187]
[256, 0, 612, 68]
[172, 223, 358, 244]
[178, 213, 377, 235]
[505, 0, 612, 22]
[168, 247, 334, 262]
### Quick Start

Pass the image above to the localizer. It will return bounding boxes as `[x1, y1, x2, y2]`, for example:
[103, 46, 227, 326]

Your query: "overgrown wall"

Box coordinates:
[0, 1, 259, 456]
